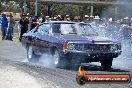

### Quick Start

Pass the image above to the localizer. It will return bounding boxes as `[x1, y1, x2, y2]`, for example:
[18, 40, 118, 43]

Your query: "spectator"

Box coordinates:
[30, 16, 39, 30]
[41, 15, 45, 23]
[83, 15, 89, 23]
[64, 15, 71, 21]
[45, 16, 50, 22]
[91, 16, 100, 26]
[53, 15, 58, 21]
[19, 14, 29, 42]
[73, 16, 80, 22]
[56, 15, 62, 21]
[6, 13, 15, 41]
[130, 18, 132, 29]
[89, 15, 94, 23]
[28, 15, 33, 30]
[66, 17, 71, 21]
[0, 13, 8, 40]
[94, 16, 100, 21]
[120, 17, 131, 40]
[108, 18, 119, 38]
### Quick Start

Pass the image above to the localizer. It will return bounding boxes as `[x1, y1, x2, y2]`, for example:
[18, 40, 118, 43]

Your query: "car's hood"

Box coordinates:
[54, 34, 120, 44]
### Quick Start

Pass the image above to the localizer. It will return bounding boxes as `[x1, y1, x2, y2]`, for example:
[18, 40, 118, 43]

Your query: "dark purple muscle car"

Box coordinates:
[21, 21, 122, 70]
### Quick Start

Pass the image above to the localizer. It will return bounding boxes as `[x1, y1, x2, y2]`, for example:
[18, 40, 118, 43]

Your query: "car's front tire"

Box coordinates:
[27, 45, 40, 62]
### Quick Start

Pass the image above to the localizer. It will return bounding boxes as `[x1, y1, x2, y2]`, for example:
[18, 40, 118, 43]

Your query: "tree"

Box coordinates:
[0, 1, 21, 13]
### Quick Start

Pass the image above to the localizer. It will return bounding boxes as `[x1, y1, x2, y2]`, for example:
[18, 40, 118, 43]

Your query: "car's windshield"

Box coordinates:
[52, 23, 97, 36]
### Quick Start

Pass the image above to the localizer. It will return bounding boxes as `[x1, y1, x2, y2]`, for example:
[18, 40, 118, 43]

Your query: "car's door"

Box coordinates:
[33, 23, 51, 54]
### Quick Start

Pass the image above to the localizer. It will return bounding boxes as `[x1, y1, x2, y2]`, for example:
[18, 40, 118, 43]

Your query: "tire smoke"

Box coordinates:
[37, 53, 55, 68]
[90, 0, 132, 65]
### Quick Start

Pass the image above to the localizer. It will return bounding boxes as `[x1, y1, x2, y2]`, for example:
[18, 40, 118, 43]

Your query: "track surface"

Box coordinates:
[0, 38, 132, 88]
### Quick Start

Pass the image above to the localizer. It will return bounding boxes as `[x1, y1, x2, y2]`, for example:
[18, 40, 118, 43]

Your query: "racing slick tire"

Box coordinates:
[27, 45, 40, 63]
[52, 49, 69, 68]
[100, 58, 113, 71]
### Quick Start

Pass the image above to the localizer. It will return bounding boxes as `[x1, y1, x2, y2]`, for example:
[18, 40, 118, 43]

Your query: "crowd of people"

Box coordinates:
[0, 13, 132, 42]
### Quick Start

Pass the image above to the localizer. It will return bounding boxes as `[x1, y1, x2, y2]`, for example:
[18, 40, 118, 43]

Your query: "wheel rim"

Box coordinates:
[28, 46, 32, 60]
[53, 51, 59, 66]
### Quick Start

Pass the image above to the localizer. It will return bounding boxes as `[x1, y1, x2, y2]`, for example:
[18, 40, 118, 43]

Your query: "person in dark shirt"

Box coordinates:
[30, 16, 39, 30]
[19, 14, 29, 41]
[83, 15, 90, 23]
[41, 16, 45, 23]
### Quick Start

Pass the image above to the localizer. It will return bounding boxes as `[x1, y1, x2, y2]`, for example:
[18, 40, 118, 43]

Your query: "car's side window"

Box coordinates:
[52, 24, 61, 33]
[37, 24, 50, 34]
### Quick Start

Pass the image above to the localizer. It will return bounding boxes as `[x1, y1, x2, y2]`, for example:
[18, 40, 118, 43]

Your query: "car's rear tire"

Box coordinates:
[27, 45, 40, 62]
[52, 49, 69, 68]
[100, 58, 113, 71]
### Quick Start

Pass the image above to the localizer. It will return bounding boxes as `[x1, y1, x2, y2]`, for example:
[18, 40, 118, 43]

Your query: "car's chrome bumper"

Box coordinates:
[64, 50, 122, 54]
[61, 49, 122, 58]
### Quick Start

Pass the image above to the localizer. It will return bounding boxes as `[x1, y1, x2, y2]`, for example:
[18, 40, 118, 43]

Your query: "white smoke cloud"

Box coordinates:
[98, 0, 132, 60]
[37, 53, 55, 68]
[101, 0, 132, 18]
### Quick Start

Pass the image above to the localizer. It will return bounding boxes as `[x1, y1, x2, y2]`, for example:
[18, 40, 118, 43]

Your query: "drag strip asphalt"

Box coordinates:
[0, 39, 132, 88]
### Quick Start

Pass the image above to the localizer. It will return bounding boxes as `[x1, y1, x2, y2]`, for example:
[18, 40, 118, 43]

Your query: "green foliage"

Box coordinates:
[37, 4, 91, 17]
[0, 1, 20, 13]
[0, 0, 131, 18]
[0, 2, 2, 13]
